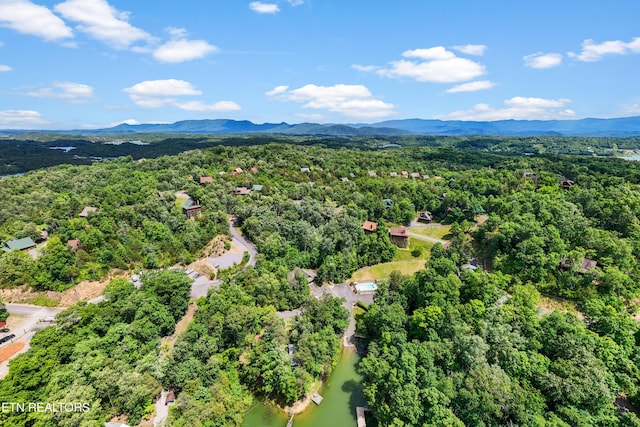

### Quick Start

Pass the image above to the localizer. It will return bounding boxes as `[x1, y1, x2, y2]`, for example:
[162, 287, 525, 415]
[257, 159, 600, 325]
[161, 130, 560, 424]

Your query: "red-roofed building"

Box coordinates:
[389, 227, 409, 248]
[199, 176, 213, 184]
[362, 221, 377, 233]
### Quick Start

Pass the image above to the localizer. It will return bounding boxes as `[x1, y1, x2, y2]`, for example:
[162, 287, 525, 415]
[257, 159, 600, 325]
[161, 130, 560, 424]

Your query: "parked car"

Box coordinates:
[0, 327, 9, 333]
[0, 334, 16, 344]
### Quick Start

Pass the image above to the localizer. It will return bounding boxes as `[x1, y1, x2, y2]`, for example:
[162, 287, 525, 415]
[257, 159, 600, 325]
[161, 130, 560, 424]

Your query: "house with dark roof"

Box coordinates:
[389, 227, 409, 248]
[362, 221, 377, 233]
[559, 178, 575, 189]
[182, 198, 201, 219]
[3, 237, 36, 253]
[418, 211, 434, 223]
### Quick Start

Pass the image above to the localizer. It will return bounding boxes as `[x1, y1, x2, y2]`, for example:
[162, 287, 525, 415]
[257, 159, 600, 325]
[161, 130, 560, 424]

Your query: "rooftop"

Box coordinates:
[4, 237, 36, 252]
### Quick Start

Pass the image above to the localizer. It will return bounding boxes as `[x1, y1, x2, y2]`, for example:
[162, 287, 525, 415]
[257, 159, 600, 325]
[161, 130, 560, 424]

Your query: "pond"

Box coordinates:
[241, 348, 373, 427]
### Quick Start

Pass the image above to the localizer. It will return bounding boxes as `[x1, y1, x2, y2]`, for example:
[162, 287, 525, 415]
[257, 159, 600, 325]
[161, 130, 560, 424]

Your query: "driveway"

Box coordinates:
[0, 303, 63, 379]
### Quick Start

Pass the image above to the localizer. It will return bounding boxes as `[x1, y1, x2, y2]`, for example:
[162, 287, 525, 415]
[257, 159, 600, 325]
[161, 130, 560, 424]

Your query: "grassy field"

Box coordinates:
[393, 236, 434, 261]
[409, 223, 452, 240]
[350, 260, 426, 282]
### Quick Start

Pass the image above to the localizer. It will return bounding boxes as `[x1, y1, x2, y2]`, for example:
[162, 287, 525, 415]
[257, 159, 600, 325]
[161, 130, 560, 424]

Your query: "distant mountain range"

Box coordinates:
[5, 116, 640, 137]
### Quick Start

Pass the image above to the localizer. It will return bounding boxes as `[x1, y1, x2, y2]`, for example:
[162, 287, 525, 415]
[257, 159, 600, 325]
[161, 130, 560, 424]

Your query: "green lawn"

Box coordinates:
[393, 236, 434, 261]
[350, 260, 426, 282]
[409, 223, 452, 240]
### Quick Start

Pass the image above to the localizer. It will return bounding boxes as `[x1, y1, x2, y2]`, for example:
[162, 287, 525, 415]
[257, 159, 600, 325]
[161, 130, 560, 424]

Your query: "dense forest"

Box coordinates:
[1, 137, 640, 426]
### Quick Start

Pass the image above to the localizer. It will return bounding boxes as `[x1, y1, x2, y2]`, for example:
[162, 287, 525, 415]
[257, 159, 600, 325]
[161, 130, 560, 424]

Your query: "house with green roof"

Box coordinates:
[3, 237, 36, 252]
[252, 184, 263, 192]
[182, 198, 201, 219]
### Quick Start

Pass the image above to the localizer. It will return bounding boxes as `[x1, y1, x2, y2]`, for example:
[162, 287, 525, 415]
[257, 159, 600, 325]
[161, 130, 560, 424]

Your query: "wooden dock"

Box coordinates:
[310, 393, 323, 405]
[356, 406, 368, 427]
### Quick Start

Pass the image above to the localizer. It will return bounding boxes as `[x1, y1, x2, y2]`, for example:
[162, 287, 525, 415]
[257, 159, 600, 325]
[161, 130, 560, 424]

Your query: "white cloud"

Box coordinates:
[26, 82, 94, 103]
[265, 85, 289, 96]
[267, 83, 396, 119]
[623, 104, 640, 115]
[569, 37, 640, 62]
[0, 110, 50, 128]
[0, 0, 73, 41]
[124, 79, 239, 112]
[0, 64, 11, 72]
[174, 100, 241, 112]
[452, 44, 487, 56]
[153, 37, 218, 63]
[124, 79, 202, 98]
[352, 64, 380, 72]
[524, 52, 563, 69]
[371, 46, 486, 83]
[54, 0, 153, 49]
[435, 97, 575, 121]
[446, 80, 496, 93]
[249, 2, 280, 14]
[288, 0, 304, 5]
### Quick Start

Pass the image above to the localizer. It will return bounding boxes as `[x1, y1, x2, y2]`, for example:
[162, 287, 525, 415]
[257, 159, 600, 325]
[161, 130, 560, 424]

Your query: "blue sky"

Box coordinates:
[0, 0, 639, 129]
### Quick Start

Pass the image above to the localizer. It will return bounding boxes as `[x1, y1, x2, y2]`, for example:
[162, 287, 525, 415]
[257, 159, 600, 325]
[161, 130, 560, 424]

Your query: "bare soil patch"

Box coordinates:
[161, 303, 197, 357]
[0, 270, 129, 307]
[0, 342, 25, 364]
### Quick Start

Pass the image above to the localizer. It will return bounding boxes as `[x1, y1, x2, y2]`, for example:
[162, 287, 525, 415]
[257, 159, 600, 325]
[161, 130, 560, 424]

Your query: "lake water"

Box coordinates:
[241, 348, 371, 427]
[621, 154, 640, 161]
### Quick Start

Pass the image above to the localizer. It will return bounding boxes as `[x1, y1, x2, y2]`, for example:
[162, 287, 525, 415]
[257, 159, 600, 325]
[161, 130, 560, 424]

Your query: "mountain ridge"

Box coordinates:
[3, 116, 640, 137]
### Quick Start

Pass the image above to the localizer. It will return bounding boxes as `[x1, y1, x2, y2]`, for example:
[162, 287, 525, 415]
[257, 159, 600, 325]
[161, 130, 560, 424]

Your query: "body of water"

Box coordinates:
[242, 348, 370, 427]
[621, 154, 640, 161]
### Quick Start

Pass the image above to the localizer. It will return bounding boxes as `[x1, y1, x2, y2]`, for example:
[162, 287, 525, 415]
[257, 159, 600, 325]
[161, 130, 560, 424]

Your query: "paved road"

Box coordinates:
[0, 304, 63, 379]
[228, 217, 258, 267]
[154, 390, 169, 427]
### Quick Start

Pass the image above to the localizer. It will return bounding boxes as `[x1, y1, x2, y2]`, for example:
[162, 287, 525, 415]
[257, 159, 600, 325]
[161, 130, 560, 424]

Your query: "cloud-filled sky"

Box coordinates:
[0, 0, 638, 129]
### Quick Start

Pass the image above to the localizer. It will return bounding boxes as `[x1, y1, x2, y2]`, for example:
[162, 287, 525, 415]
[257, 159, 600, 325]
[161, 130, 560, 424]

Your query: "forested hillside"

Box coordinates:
[0, 139, 639, 426]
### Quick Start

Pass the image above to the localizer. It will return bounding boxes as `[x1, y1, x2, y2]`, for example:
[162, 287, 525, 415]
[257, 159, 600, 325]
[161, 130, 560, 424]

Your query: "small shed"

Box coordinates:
[389, 172, 398, 177]
[389, 227, 409, 248]
[252, 184, 264, 192]
[349, 172, 356, 178]
[300, 167, 311, 173]
[249, 166, 258, 172]
[410, 172, 420, 179]
[231, 167, 244, 175]
[340, 177, 349, 182]
[401, 171, 409, 178]
[362, 221, 378, 233]
[368, 170, 377, 177]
